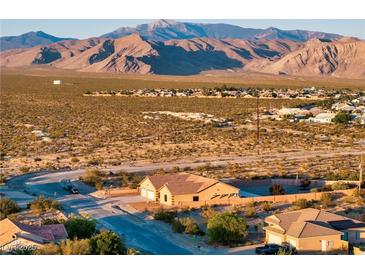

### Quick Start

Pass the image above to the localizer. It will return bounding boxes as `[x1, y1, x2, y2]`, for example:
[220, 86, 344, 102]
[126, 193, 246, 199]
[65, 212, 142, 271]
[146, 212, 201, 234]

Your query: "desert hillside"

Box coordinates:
[1, 34, 364, 78]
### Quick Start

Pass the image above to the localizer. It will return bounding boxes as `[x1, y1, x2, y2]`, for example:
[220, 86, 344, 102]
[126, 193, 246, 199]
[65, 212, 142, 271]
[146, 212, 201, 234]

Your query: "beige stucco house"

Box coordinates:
[0, 218, 68, 253]
[139, 173, 239, 206]
[264, 208, 365, 253]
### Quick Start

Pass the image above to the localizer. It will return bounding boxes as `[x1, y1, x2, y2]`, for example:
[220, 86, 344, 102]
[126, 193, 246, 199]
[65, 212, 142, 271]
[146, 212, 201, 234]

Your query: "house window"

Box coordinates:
[341, 232, 349, 241]
[193, 196, 199, 202]
[355, 231, 360, 241]
[164, 194, 167, 202]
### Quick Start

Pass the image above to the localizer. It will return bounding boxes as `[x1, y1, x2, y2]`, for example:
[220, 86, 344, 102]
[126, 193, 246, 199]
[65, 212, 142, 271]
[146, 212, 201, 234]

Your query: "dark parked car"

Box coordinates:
[255, 243, 297, 255]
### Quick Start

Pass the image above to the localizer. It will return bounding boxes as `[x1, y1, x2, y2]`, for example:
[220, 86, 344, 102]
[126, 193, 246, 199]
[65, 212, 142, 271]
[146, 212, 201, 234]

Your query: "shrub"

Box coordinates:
[0, 174, 7, 185]
[153, 208, 177, 224]
[59, 239, 91, 255]
[171, 219, 185, 233]
[201, 206, 217, 220]
[35, 239, 91, 255]
[270, 184, 285, 195]
[66, 216, 97, 239]
[352, 188, 361, 197]
[331, 182, 350, 191]
[19, 167, 30, 173]
[292, 199, 311, 210]
[320, 193, 332, 208]
[127, 248, 140, 255]
[333, 111, 352, 124]
[207, 212, 248, 245]
[28, 196, 60, 214]
[261, 202, 272, 212]
[81, 169, 105, 188]
[179, 217, 204, 236]
[0, 198, 20, 218]
[245, 207, 256, 218]
[90, 230, 126, 255]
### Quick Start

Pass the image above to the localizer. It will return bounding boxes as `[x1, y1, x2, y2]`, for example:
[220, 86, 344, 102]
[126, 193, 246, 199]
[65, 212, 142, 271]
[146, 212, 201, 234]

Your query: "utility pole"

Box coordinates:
[256, 89, 260, 155]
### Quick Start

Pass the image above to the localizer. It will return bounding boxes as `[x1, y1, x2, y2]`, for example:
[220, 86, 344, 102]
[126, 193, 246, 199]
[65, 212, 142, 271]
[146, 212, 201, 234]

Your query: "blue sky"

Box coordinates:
[1, 19, 364, 39]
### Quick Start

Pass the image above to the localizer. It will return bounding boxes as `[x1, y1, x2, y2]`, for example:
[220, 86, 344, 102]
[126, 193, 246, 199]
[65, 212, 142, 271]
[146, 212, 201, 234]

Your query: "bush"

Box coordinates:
[0, 174, 7, 185]
[90, 230, 126, 255]
[352, 188, 361, 197]
[245, 207, 256, 218]
[66, 216, 97, 239]
[270, 184, 285, 195]
[333, 111, 352, 124]
[59, 239, 91, 255]
[127, 248, 141, 255]
[201, 206, 217, 220]
[35, 239, 91, 255]
[81, 169, 105, 188]
[261, 202, 272, 212]
[320, 193, 332, 208]
[0, 198, 20, 219]
[207, 212, 248, 245]
[331, 182, 350, 191]
[28, 196, 60, 214]
[292, 199, 311, 210]
[153, 208, 177, 224]
[179, 217, 204, 236]
[171, 219, 185, 233]
[117, 171, 142, 189]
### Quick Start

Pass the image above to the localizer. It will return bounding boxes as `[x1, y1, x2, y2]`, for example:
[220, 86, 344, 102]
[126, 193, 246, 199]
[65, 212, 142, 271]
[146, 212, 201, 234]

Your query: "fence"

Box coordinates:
[90, 187, 139, 198]
[176, 188, 355, 208]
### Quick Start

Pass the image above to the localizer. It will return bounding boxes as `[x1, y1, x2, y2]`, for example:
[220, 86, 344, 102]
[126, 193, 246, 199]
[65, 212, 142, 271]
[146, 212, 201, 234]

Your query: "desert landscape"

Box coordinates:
[1, 18, 365, 257]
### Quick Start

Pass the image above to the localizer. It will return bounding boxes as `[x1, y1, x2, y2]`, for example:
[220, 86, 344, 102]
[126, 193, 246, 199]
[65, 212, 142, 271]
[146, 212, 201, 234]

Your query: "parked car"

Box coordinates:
[255, 243, 297, 255]
[69, 188, 79, 194]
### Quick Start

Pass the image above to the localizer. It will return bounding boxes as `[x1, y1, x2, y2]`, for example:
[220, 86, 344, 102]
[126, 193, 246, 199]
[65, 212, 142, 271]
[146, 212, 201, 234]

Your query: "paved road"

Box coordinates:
[6, 172, 193, 255]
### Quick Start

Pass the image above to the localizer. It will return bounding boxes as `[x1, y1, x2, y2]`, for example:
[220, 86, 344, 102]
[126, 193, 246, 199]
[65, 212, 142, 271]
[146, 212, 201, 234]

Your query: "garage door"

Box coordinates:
[140, 188, 147, 197]
[147, 190, 155, 200]
[268, 233, 282, 245]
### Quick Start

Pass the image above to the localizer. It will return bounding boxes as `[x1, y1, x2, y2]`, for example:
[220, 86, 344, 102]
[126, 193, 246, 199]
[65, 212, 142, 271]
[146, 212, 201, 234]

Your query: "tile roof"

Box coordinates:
[0, 218, 68, 247]
[146, 173, 238, 195]
[265, 208, 365, 239]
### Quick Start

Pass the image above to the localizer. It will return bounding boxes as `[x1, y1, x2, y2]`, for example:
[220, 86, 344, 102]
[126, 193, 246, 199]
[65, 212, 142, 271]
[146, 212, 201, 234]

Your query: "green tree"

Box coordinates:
[0, 198, 20, 219]
[66, 216, 97, 239]
[207, 212, 248, 245]
[90, 231, 126, 255]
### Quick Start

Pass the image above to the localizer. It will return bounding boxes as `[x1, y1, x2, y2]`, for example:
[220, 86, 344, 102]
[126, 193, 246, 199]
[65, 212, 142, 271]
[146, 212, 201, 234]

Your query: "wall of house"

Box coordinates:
[139, 178, 158, 200]
[173, 182, 239, 206]
[158, 187, 173, 206]
[297, 235, 343, 252]
[347, 227, 365, 244]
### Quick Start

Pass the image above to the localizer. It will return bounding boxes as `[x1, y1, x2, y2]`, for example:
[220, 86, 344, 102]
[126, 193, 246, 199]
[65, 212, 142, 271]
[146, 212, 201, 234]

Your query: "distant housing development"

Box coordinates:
[139, 173, 239, 206]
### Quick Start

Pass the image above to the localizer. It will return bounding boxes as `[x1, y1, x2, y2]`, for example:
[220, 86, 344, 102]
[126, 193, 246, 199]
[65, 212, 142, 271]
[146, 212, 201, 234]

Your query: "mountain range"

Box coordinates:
[0, 31, 75, 51]
[0, 20, 364, 79]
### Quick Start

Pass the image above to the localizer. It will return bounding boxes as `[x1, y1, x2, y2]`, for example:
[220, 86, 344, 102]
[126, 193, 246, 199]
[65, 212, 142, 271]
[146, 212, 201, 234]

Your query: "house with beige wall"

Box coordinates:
[264, 208, 365, 254]
[0, 218, 68, 253]
[139, 173, 239, 206]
